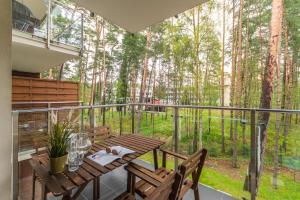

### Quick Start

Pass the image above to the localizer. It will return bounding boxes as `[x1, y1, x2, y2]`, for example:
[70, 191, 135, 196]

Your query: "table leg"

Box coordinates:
[153, 149, 158, 170]
[97, 177, 100, 199]
[62, 191, 72, 200]
[93, 178, 98, 200]
[41, 184, 47, 200]
[70, 182, 88, 200]
[32, 171, 36, 200]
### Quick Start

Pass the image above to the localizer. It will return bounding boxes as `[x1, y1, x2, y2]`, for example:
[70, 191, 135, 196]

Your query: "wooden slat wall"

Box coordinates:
[13, 76, 80, 104]
[12, 76, 80, 151]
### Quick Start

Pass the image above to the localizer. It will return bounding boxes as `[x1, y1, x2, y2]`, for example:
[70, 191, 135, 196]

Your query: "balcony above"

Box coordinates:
[12, 0, 82, 73]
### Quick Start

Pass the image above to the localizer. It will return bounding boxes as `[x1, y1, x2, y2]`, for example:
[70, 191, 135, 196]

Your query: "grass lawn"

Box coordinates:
[139, 153, 300, 200]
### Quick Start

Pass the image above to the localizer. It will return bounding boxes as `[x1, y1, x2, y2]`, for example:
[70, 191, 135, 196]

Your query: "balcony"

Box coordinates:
[12, 103, 300, 200]
[12, 0, 83, 73]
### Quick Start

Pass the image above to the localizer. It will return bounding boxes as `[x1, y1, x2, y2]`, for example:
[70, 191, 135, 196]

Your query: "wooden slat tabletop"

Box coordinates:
[31, 134, 165, 198]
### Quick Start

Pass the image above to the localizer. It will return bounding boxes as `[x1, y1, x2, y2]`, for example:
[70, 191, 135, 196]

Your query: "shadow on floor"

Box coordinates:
[19, 159, 235, 200]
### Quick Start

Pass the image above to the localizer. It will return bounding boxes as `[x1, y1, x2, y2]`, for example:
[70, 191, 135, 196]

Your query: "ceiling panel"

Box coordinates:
[73, 0, 208, 32]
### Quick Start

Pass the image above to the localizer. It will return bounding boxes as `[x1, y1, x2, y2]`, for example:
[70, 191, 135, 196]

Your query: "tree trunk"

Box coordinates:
[232, 0, 244, 168]
[89, 18, 103, 127]
[273, 19, 283, 190]
[258, 0, 283, 187]
[282, 25, 290, 153]
[58, 63, 64, 80]
[221, 0, 226, 153]
[137, 29, 151, 132]
[229, 0, 237, 141]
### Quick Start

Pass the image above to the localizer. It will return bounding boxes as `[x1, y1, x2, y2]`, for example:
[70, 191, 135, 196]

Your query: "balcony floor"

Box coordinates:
[20, 159, 235, 200]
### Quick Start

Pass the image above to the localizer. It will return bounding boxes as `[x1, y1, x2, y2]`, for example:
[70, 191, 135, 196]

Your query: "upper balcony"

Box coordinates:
[12, 0, 83, 73]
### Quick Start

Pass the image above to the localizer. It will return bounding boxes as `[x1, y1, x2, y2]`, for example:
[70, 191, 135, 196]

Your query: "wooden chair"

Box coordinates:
[87, 125, 114, 143]
[135, 148, 207, 200]
[115, 162, 183, 200]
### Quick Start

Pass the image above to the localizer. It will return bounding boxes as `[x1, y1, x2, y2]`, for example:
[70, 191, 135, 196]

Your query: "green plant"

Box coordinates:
[48, 121, 72, 158]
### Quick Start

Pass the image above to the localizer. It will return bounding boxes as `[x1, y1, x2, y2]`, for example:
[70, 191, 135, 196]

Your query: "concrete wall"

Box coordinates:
[0, 0, 12, 199]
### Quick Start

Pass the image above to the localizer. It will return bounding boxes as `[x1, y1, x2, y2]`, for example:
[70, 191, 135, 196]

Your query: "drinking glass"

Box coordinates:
[76, 133, 92, 165]
[68, 134, 79, 172]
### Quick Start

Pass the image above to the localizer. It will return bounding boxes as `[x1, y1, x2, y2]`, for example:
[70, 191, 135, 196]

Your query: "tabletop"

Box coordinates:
[30, 134, 165, 199]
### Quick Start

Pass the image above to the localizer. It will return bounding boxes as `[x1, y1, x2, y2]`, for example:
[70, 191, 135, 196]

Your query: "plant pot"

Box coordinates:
[50, 154, 67, 174]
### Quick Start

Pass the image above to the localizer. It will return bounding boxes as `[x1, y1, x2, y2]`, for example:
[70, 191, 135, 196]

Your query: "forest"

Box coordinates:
[44, 0, 300, 199]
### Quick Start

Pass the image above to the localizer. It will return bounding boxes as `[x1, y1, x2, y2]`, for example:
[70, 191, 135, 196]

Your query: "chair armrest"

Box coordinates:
[159, 148, 188, 160]
[125, 162, 163, 187]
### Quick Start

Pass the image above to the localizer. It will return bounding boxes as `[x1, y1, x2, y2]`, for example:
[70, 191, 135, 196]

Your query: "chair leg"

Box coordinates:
[193, 186, 200, 200]
[41, 184, 47, 200]
[93, 179, 98, 200]
[97, 177, 100, 199]
[32, 171, 36, 200]
[153, 149, 158, 170]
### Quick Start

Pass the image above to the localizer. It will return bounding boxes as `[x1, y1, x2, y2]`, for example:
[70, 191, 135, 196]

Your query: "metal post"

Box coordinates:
[47, 0, 52, 48]
[47, 103, 51, 134]
[119, 106, 123, 135]
[174, 107, 179, 169]
[89, 107, 95, 129]
[131, 105, 135, 134]
[12, 112, 19, 200]
[250, 110, 257, 200]
[151, 112, 154, 136]
[102, 107, 106, 126]
[80, 102, 84, 132]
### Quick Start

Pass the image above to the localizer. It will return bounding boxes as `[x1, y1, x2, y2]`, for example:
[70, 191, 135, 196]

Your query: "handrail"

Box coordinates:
[12, 101, 83, 105]
[12, 103, 300, 114]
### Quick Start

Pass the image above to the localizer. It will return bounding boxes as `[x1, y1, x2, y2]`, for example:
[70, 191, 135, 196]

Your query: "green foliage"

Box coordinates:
[48, 122, 72, 158]
[116, 32, 146, 103]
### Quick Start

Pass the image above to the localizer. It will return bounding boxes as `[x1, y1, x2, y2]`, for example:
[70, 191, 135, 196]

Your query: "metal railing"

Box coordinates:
[12, 103, 300, 200]
[12, 0, 83, 49]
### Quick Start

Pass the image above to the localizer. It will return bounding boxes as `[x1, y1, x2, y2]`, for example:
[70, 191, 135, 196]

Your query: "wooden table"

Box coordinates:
[30, 134, 165, 200]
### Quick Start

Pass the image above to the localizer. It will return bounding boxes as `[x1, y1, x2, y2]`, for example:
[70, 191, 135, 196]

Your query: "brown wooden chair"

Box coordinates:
[87, 125, 114, 143]
[115, 162, 183, 200]
[134, 148, 207, 200]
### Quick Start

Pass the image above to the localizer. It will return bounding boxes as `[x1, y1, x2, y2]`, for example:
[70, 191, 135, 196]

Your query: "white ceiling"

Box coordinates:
[73, 0, 208, 33]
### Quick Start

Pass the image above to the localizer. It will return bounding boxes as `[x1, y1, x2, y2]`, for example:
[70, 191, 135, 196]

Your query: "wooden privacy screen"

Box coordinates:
[12, 76, 80, 104]
[12, 76, 80, 151]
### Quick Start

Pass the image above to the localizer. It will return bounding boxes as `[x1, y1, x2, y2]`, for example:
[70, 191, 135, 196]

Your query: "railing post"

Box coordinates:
[80, 102, 84, 132]
[102, 106, 106, 126]
[47, 103, 51, 134]
[131, 105, 135, 134]
[174, 107, 179, 169]
[250, 110, 257, 200]
[119, 106, 123, 135]
[89, 106, 95, 129]
[12, 112, 19, 200]
[47, 0, 52, 48]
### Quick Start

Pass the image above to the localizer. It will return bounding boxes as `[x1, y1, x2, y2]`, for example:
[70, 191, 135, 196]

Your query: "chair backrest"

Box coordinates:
[87, 125, 112, 143]
[178, 148, 207, 188]
[146, 171, 183, 200]
[32, 133, 48, 155]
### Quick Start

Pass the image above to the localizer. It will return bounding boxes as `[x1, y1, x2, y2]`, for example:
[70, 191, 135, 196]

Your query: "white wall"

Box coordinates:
[0, 0, 12, 199]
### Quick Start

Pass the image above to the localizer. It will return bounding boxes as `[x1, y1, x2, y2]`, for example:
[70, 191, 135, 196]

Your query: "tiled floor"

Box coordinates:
[19, 159, 235, 200]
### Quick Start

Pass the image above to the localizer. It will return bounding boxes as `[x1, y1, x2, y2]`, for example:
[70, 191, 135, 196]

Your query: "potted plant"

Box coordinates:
[48, 121, 72, 174]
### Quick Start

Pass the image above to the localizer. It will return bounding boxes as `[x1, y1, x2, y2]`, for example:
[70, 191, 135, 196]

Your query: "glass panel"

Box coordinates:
[12, 0, 48, 38]
[51, 2, 82, 47]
